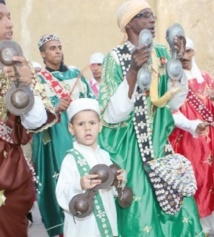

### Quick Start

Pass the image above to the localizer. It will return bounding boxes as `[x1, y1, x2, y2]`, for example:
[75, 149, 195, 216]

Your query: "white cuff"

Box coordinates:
[21, 96, 47, 129]
[173, 111, 202, 137]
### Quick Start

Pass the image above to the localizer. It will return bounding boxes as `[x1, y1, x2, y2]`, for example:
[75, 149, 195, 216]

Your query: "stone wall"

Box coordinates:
[7, 0, 214, 77]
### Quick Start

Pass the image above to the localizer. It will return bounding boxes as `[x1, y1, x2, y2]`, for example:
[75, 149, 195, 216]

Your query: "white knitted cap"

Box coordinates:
[67, 98, 100, 121]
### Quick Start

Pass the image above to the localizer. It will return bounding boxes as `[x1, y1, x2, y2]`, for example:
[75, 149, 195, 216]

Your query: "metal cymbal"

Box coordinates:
[166, 58, 183, 81]
[1, 40, 35, 116]
[5, 83, 35, 116]
[117, 186, 133, 208]
[109, 163, 121, 186]
[138, 29, 153, 51]
[137, 67, 151, 90]
[69, 193, 93, 218]
[0, 40, 23, 68]
[166, 23, 185, 49]
[89, 164, 114, 190]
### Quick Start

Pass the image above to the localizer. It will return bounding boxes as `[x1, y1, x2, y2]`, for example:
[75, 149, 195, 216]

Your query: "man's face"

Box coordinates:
[126, 8, 156, 38]
[90, 63, 102, 81]
[41, 40, 63, 68]
[0, 4, 13, 41]
[180, 48, 195, 70]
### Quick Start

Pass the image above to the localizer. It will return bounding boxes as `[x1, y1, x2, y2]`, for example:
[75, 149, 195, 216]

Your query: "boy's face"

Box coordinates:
[68, 110, 102, 149]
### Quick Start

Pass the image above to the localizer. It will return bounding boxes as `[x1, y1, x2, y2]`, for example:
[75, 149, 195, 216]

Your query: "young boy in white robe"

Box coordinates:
[56, 98, 125, 237]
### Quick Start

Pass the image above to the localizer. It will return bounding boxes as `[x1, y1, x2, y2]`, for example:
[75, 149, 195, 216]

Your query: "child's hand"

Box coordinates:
[80, 174, 101, 190]
[116, 169, 127, 188]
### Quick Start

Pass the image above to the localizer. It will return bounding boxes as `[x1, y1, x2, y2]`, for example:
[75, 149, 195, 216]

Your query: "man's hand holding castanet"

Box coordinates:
[3, 55, 35, 86]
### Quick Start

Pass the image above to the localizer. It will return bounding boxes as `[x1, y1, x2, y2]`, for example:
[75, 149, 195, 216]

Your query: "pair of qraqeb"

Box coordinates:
[69, 163, 133, 218]
[0, 40, 34, 116]
[137, 23, 185, 90]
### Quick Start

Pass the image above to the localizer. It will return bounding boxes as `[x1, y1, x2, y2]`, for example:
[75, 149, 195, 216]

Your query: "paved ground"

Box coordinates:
[28, 202, 214, 237]
[28, 202, 49, 237]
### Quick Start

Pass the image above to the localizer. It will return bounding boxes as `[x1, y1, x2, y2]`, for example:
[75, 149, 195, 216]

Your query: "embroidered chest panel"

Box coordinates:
[113, 42, 132, 77]
[0, 72, 10, 121]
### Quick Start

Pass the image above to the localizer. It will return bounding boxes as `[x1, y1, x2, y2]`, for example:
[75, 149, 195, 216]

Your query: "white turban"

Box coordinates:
[90, 52, 104, 64]
[184, 37, 204, 83]
[185, 37, 194, 50]
[117, 0, 151, 33]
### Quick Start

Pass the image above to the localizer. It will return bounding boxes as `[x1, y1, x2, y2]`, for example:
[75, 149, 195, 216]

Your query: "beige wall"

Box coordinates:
[7, 0, 214, 78]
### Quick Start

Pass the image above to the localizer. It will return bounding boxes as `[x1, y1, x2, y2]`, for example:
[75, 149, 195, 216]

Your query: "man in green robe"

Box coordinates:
[98, 0, 204, 236]
[32, 34, 93, 236]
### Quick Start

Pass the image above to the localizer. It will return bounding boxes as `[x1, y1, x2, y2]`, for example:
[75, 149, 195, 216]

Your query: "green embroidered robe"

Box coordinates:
[98, 42, 204, 237]
[32, 67, 93, 236]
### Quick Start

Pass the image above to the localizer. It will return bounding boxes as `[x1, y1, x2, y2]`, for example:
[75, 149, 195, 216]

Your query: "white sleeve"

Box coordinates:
[55, 155, 83, 213]
[172, 111, 202, 137]
[103, 79, 136, 124]
[167, 74, 189, 110]
[20, 96, 47, 129]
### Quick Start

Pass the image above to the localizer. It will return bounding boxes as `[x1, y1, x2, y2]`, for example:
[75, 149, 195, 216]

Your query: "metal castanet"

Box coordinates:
[69, 163, 133, 218]
[1, 40, 34, 116]
[89, 164, 114, 190]
[69, 191, 95, 218]
[166, 23, 185, 81]
[137, 29, 153, 90]
[69, 164, 114, 218]
[109, 163, 133, 208]
[117, 186, 133, 209]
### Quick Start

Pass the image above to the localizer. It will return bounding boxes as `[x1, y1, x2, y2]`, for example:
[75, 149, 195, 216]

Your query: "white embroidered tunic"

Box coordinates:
[56, 142, 118, 237]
